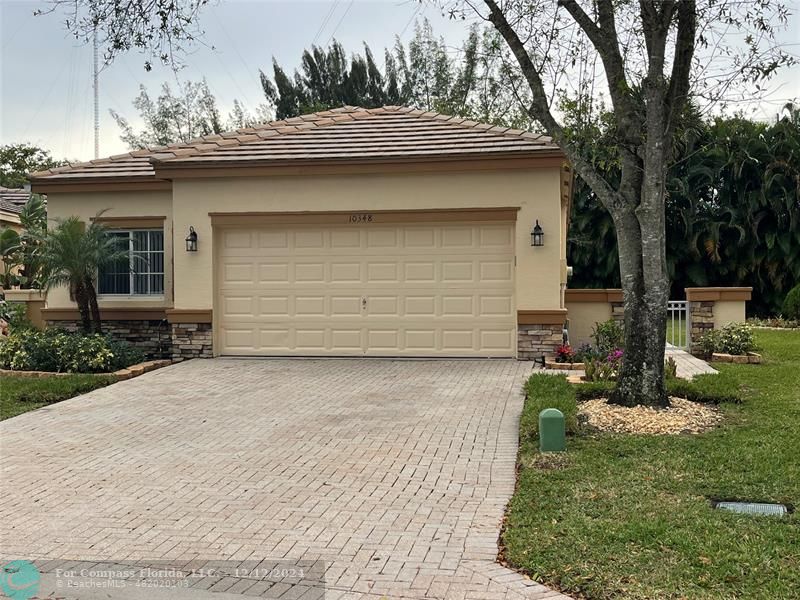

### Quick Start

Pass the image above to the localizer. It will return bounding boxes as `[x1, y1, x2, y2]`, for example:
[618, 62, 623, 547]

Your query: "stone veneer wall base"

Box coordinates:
[690, 301, 714, 354]
[171, 323, 213, 361]
[518, 324, 563, 360]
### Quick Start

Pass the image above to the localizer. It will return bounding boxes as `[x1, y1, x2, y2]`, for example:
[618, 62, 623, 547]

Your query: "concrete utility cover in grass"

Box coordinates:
[715, 501, 789, 517]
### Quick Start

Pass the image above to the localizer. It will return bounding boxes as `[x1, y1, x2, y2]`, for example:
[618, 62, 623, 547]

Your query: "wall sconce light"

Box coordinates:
[185, 226, 198, 252]
[531, 220, 544, 247]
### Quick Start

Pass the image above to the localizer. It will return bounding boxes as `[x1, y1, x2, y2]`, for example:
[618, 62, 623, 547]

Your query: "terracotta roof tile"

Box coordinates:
[28, 106, 560, 183]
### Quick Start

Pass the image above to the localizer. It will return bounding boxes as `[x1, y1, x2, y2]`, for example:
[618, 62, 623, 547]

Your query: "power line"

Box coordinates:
[399, 2, 423, 39]
[326, 0, 355, 47]
[312, 0, 340, 47]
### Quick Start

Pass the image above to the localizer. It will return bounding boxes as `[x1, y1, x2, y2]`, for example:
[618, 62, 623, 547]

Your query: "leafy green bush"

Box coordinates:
[782, 284, 800, 320]
[522, 374, 579, 438]
[0, 301, 33, 332]
[591, 319, 624, 355]
[0, 329, 143, 373]
[696, 322, 758, 356]
[717, 322, 757, 355]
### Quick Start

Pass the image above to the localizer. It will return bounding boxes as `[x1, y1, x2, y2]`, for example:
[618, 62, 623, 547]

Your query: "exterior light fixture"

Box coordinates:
[185, 226, 198, 252]
[531, 220, 544, 247]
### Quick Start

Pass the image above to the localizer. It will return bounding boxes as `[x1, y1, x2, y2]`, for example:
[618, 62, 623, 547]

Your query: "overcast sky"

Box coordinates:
[1, 0, 799, 163]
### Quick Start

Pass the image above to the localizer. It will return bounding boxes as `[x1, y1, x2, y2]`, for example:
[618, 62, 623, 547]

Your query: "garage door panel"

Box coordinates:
[223, 263, 254, 283]
[259, 263, 290, 282]
[259, 296, 290, 315]
[442, 329, 475, 350]
[331, 296, 361, 316]
[480, 261, 513, 281]
[258, 231, 288, 248]
[366, 262, 399, 282]
[441, 261, 474, 282]
[223, 230, 253, 249]
[217, 221, 515, 356]
[295, 262, 326, 282]
[480, 330, 515, 350]
[441, 226, 473, 247]
[330, 262, 361, 282]
[442, 296, 474, 315]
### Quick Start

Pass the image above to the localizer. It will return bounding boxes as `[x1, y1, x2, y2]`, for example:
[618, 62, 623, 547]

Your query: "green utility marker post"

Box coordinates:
[539, 408, 566, 452]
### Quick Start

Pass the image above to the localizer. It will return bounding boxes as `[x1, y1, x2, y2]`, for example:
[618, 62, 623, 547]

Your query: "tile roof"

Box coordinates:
[0, 187, 30, 207]
[29, 106, 561, 184]
[0, 198, 23, 215]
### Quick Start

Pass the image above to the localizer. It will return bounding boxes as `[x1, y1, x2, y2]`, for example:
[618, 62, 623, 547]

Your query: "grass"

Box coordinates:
[0, 375, 115, 420]
[504, 330, 800, 599]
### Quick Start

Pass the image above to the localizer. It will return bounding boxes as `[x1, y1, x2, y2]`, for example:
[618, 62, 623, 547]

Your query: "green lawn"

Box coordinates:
[0, 375, 115, 420]
[504, 330, 800, 599]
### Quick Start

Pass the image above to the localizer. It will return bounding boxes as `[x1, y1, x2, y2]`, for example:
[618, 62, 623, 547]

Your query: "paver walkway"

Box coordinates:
[0, 359, 571, 599]
[665, 344, 718, 378]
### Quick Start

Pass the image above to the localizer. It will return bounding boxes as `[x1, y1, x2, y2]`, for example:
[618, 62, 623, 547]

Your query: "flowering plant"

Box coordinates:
[555, 344, 576, 363]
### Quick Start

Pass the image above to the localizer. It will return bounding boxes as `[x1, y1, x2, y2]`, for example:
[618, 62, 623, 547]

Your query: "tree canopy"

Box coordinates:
[261, 20, 533, 127]
[0, 144, 67, 188]
[567, 103, 800, 316]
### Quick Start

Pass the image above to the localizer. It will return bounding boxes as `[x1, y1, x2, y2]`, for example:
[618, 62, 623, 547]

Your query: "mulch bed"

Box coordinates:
[579, 397, 723, 435]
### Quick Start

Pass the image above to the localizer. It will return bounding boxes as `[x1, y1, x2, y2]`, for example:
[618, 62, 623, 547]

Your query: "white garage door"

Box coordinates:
[216, 221, 516, 356]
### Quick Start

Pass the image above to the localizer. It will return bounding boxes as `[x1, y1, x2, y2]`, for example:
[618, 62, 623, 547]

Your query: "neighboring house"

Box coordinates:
[29, 106, 573, 360]
[0, 198, 22, 232]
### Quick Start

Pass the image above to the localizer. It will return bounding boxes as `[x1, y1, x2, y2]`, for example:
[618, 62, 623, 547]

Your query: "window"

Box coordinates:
[98, 229, 164, 295]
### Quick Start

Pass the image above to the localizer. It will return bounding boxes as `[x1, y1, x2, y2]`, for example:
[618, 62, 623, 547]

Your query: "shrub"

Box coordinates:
[782, 284, 800, 320]
[0, 301, 33, 333]
[522, 374, 579, 438]
[696, 329, 720, 358]
[0, 329, 143, 373]
[716, 322, 757, 355]
[573, 342, 596, 362]
[583, 349, 623, 382]
[592, 319, 624, 355]
[747, 316, 800, 329]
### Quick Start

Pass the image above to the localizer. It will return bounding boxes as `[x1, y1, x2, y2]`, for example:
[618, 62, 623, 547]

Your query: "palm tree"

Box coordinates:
[39, 215, 128, 333]
[0, 228, 22, 289]
[17, 194, 47, 289]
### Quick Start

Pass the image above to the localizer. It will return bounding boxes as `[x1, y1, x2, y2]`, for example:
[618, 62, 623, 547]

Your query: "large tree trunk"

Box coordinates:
[608, 138, 671, 407]
[85, 277, 103, 334]
[72, 282, 92, 334]
[609, 209, 669, 407]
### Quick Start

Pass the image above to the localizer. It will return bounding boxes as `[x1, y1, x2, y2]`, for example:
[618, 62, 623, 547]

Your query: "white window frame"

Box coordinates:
[98, 229, 165, 298]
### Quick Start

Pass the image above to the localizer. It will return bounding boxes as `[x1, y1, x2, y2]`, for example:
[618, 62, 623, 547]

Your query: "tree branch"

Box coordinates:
[666, 0, 697, 139]
[559, 0, 641, 137]
[482, 0, 621, 209]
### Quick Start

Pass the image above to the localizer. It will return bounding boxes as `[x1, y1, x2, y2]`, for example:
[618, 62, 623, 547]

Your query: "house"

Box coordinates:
[29, 106, 573, 360]
[0, 199, 22, 232]
[0, 187, 26, 232]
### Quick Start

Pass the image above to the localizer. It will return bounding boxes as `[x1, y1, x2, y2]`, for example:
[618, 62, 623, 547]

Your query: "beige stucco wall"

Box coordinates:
[713, 300, 746, 329]
[44, 190, 173, 309]
[565, 300, 612, 347]
[171, 168, 564, 312]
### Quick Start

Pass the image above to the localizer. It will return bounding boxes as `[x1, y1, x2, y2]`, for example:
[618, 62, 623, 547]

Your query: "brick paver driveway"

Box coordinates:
[1, 359, 569, 599]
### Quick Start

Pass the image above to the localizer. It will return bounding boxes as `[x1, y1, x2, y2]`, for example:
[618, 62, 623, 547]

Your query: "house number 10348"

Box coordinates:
[348, 213, 373, 223]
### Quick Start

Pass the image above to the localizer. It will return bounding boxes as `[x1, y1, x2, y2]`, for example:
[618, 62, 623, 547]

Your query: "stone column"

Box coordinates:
[517, 309, 568, 359]
[166, 310, 213, 361]
[689, 301, 714, 354]
[170, 323, 213, 361]
[685, 288, 752, 355]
